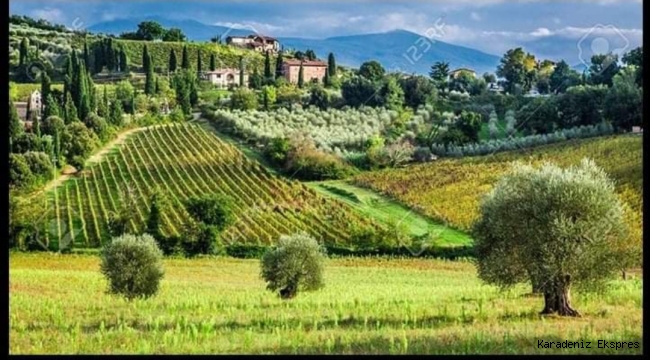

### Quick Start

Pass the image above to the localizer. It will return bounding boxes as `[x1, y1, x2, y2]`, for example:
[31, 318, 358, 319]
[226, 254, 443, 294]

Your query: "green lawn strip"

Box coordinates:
[306, 180, 472, 247]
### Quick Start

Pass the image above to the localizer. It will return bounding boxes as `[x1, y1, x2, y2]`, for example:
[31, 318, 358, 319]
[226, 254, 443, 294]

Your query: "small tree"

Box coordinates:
[100, 234, 164, 300]
[230, 88, 258, 110]
[473, 159, 636, 317]
[260, 233, 326, 299]
[184, 194, 234, 231]
[297, 62, 305, 88]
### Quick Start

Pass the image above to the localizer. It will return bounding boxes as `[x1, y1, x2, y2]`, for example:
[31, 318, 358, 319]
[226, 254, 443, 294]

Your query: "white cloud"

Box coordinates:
[30, 8, 65, 24]
[530, 27, 552, 37]
[470, 12, 481, 21]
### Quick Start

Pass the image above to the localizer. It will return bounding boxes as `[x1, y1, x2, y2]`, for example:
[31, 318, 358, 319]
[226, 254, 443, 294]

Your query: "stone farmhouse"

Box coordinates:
[281, 59, 328, 84]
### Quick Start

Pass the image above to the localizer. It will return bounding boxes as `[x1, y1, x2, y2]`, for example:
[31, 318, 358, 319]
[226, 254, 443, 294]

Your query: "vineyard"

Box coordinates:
[38, 123, 382, 251]
[354, 135, 643, 243]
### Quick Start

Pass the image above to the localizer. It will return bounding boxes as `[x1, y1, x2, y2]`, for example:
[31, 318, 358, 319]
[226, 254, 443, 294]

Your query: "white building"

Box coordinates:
[203, 69, 248, 88]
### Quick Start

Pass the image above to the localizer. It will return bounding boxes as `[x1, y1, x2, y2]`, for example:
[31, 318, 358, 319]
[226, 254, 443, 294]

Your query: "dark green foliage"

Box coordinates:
[297, 62, 305, 88]
[230, 88, 258, 110]
[169, 49, 177, 72]
[327, 52, 336, 77]
[108, 99, 124, 127]
[61, 121, 98, 169]
[9, 153, 34, 188]
[265, 137, 291, 165]
[399, 76, 436, 109]
[146, 190, 168, 241]
[264, 51, 273, 80]
[455, 111, 482, 143]
[342, 76, 379, 107]
[100, 233, 164, 300]
[181, 45, 190, 69]
[145, 54, 156, 95]
[275, 51, 284, 79]
[9, 99, 24, 151]
[260, 233, 326, 299]
[181, 223, 220, 258]
[359, 60, 385, 82]
[13, 133, 41, 154]
[184, 194, 235, 231]
[23, 151, 54, 181]
[163, 27, 186, 42]
[19, 37, 29, 67]
[309, 85, 330, 110]
[40, 72, 51, 113]
[588, 53, 620, 87]
[196, 49, 202, 73]
[209, 53, 216, 71]
[249, 68, 263, 90]
[305, 49, 317, 61]
[136, 21, 166, 41]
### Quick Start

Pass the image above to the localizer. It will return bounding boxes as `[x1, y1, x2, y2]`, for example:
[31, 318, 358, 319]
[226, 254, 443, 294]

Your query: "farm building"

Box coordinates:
[203, 68, 248, 88]
[281, 59, 327, 85]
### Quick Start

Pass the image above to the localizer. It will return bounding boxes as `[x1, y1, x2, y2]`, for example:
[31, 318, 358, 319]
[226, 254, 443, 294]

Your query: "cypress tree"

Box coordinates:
[142, 44, 150, 72]
[96, 88, 108, 118]
[324, 69, 331, 87]
[64, 92, 78, 123]
[155, 77, 160, 94]
[275, 51, 284, 79]
[328, 52, 337, 76]
[41, 71, 51, 114]
[83, 42, 90, 70]
[19, 38, 29, 67]
[264, 50, 273, 80]
[169, 49, 177, 72]
[181, 45, 190, 69]
[9, 99, 23, 152]
[239, 56, 245, 87]
[44, 94, 61, 119]
[93, 45, 104, 74]
[120, 48, 129, 72]
[109, 98, 124, 127]
[298, 61, 304, 88]
[145, 54, 156, 95]
[210, 53, 216, 71]
[197, 49, 202, 74]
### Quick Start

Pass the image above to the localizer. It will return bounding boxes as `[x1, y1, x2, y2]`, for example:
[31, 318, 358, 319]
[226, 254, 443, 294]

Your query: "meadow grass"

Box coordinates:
[10, 253, 642, 354]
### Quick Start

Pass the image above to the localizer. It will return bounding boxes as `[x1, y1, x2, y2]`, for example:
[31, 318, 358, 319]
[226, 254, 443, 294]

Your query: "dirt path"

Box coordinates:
[25, 126, 154, 200]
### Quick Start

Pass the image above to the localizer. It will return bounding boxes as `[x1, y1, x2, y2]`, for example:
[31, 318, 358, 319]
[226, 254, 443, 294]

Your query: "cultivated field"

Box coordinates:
[9, 253, 642, 354]
[36, 123, 382, 250]
[354, 135, 642, 242]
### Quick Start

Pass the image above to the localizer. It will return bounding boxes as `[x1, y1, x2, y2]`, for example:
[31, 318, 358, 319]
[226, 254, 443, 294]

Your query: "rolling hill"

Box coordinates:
[89, 17, 501, 75]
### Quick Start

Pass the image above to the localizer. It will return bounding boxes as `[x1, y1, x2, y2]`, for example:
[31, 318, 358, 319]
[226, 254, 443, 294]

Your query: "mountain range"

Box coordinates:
[88, 16, 501, 75]
[87, 16, 593, 75]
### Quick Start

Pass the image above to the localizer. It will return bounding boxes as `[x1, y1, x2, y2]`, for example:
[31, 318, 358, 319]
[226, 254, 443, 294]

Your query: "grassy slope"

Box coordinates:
[307, 180, 471, 247]
[199, 117, 471, 247]
[9, 253, 642, 354]
[354, 135, 643, 241]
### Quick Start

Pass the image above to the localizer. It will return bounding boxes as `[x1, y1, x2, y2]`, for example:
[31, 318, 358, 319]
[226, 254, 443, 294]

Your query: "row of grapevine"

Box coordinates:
[42, 124, 383, 250]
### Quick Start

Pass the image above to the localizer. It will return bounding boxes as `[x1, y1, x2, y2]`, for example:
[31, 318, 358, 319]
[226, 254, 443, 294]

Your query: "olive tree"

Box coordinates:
[260, 233, 326, 299]
[100, 234, 165, 300]
[473, 159, 636, 317]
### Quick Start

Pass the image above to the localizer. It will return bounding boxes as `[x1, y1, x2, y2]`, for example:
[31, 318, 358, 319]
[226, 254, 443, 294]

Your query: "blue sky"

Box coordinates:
[10, 0, 642, 57]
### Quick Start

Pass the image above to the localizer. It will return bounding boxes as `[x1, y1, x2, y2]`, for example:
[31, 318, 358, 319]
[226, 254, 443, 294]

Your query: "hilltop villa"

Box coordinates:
[448, 68, 477, 79]
[226, 35, 280, 53]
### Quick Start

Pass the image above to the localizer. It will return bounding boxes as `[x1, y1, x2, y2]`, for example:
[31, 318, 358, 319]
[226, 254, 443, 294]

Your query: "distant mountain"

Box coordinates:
[88, 16, 250, 39]
[279, 30, 501, 75]
[89, 18, 502, 75]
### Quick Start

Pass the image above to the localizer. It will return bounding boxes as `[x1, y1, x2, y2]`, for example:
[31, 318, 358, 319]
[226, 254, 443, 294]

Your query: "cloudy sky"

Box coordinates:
[10, 0, 642, 57]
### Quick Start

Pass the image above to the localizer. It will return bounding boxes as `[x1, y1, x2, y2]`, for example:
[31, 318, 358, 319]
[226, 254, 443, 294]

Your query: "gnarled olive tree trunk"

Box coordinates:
[540, 275, 580, 317]
[279, 277, 299, 300]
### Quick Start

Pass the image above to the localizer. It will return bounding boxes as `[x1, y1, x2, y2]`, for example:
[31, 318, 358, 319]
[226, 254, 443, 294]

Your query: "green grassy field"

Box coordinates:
[307, 180, 471, 247]
[9, 253, 642, 354]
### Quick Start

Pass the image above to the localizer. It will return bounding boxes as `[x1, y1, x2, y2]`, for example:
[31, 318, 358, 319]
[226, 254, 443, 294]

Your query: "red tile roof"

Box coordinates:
[283, 59, 327, 67]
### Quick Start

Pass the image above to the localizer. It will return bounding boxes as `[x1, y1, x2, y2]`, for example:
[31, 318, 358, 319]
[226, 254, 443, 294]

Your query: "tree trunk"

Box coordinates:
[279, 281, 298, 300]
[531, 278, 543, 294]
[540, 275, 580, 317]
[622, 270, 627, 280]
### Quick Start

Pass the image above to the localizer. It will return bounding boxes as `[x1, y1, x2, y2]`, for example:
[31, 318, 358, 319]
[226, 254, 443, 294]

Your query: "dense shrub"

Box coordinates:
[9, 153, 34, 189]
[23, 151, 54, 181]
[100, 234, 165, 300]
[181, 223, 221, 258]
[184, 194, 234, 231]
[260, 233, 326, 299]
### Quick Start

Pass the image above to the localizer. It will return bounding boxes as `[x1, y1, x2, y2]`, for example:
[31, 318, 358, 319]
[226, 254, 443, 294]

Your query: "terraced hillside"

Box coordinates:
[39, 123, 381, 251]
[354, 135, 642, 243]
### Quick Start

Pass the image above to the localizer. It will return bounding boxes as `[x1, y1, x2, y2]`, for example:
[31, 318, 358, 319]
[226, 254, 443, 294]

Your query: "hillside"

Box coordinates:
[36, 123, 381, 251]
[88, 17, 501, 75]
[354, 135, 642, 242]
[9, 22, 266, 75]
